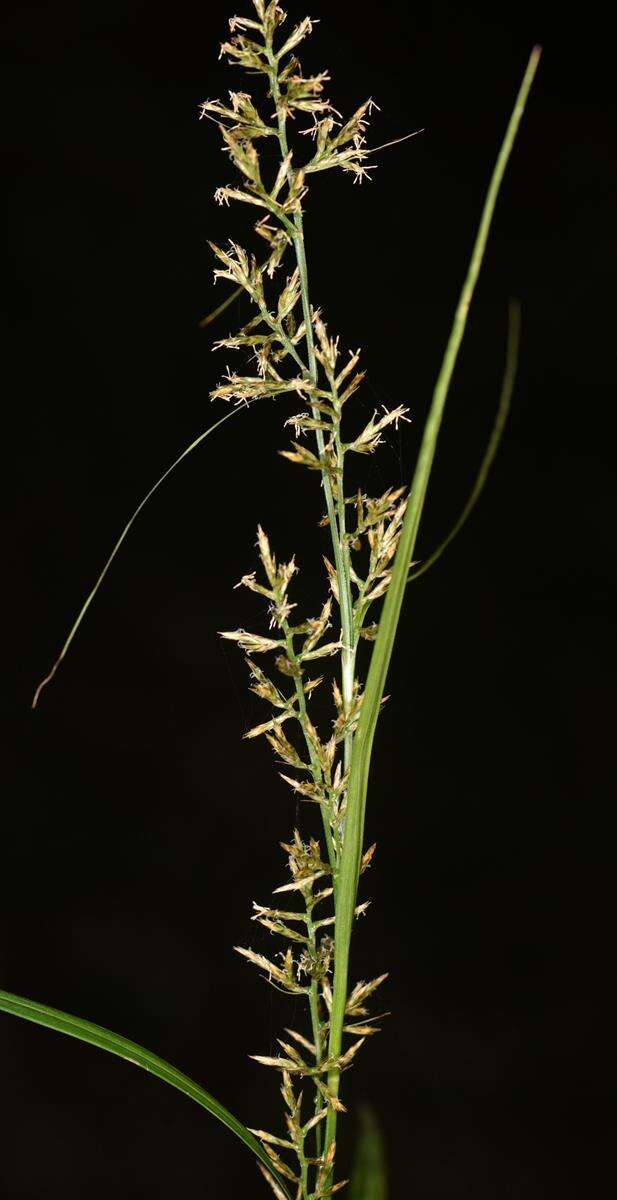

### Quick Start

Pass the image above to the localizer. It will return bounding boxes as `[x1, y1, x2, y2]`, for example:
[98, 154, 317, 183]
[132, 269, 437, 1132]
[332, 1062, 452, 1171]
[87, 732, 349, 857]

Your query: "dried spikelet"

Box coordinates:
[301, 640, 341, 662]
[362, 574, 392, 603]
[360, 843, 377, 872]
[284, 1027, 316, 1056]
[303, 1106, 328, 1135]
[277, 16, 314, 59]
[252, 1053, 303, 1073]
[314, 1077, 347, 1113]
[261, 1142, 300, 1182]
[236, 945, 307, 994]
[244, 711, 294, 739]
[279, 442, 323, 470]
[249, 1128, 296, 1150]
[276, 1038, 309, 1070]
[274, 873, 328, 895]
[219, 628, 282, 653]
[343, 1012, 389, 1036]
[302, 597, 332, 653]
[247, 659, 288, 707]
[256, 916, 309, 943]
[258, 1163, 290, 1200]
[345, 973, 389, 1017]
[279, 773, 325, 803]
[252, 902, 306, 924]
[314, 1180, 349, 1197]
[348, 405, 410, 455]
[322, 556, 339, 601]
[335, 1037, 365, 1070]
[266, 726, 309, 769]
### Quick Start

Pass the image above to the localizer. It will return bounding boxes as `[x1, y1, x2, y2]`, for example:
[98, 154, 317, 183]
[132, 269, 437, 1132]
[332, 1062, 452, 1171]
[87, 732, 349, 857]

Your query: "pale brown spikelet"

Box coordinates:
[219, 629, 282, 652]
[252, 1054, 303, 1073]
[279, 773, 325, 803]
[252, 902, 306, 923]
[345, 973, 389, 1016]
[360, 843, 377, 872]
[257, 916, 309, 943]
[279, 442, 323, 470]
[244, 713, 292, 739]
[261, 1142, 300, 1182]
[322, 556, 339, 601]
[303, 1106, 328, 1136]
[314, 1181, 349, 1197]
[258, 1163, 289, 1200]
[314, 1077, 346, 1113]
[249, 1128, 296, 1150]
[235, 945, 306, 993]
[335, 1037, 366, 1070]
[284, 1027, 316, 1056]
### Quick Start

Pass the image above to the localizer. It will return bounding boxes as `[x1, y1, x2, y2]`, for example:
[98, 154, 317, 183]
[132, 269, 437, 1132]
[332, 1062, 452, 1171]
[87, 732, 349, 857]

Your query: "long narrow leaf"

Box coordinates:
[0, 987, 290, 1197]
[32, 406, 246, 708]
[408, 299, 521, 583]
[350, 1107, 388, 1200]
[325, 46, 542, 1141]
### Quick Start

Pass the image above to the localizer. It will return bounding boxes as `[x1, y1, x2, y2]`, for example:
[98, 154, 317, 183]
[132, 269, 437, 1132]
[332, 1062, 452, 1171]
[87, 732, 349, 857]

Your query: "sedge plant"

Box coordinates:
[1, 4, 540, 1196]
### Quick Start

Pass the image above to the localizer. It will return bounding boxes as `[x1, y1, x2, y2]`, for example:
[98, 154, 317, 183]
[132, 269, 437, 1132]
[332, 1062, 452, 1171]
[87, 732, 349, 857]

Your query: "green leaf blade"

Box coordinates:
[350, 1107, 388, 1200]
[325, 45, 541, 1155]
[0, 987, 290, 1198]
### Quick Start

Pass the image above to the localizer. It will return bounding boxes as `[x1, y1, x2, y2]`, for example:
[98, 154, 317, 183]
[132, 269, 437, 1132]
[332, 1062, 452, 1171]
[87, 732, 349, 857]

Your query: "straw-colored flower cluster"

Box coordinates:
[207, 3, 407, 1195]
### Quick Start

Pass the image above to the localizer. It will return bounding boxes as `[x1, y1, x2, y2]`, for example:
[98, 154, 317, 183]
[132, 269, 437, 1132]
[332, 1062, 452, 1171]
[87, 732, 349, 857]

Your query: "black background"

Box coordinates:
[3, 1, 616, 1197]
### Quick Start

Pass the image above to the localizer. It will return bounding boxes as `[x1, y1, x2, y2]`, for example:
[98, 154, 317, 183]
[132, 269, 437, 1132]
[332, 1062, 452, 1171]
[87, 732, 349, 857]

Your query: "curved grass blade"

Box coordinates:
[408, 298, 521, 584]
[0, 986, 291, 1197]
[32, 405, 247, 709]
[350, 1107, 387, 1200]
[325, 46, 542, 1155]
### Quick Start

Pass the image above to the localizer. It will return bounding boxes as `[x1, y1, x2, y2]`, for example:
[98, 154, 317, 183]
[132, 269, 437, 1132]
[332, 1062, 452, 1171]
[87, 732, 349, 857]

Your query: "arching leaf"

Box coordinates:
[0, 987, 290, 1198]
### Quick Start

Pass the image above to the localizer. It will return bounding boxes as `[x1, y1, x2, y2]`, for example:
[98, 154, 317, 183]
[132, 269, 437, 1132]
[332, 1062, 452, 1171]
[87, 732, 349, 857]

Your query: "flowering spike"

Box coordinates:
[202, 5, 417, 1194]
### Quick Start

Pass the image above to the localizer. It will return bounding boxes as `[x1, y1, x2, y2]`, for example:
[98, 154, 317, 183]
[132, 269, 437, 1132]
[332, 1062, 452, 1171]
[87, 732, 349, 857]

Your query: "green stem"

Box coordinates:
[257, 297, 309, 377]
[266, 49, 356, 757]
[289, 218, 356, 727]
[305, 896, 324, 1161]
[322, 45, 542, 1174]
[331, 384, 357, 772]
[299, 1131, 309, 1200]
[282, 622, 337, 872]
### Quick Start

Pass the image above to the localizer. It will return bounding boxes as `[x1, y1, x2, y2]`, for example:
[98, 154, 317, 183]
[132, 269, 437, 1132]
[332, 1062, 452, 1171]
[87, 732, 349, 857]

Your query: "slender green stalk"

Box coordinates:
[324, 46, 542, 1164]
[265, 44, 357, 749]
[289, 215, 357, 750]
[305, 893, 325, 1156]
[282, 620, 337, 870]
[331, 375, 357, 771]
